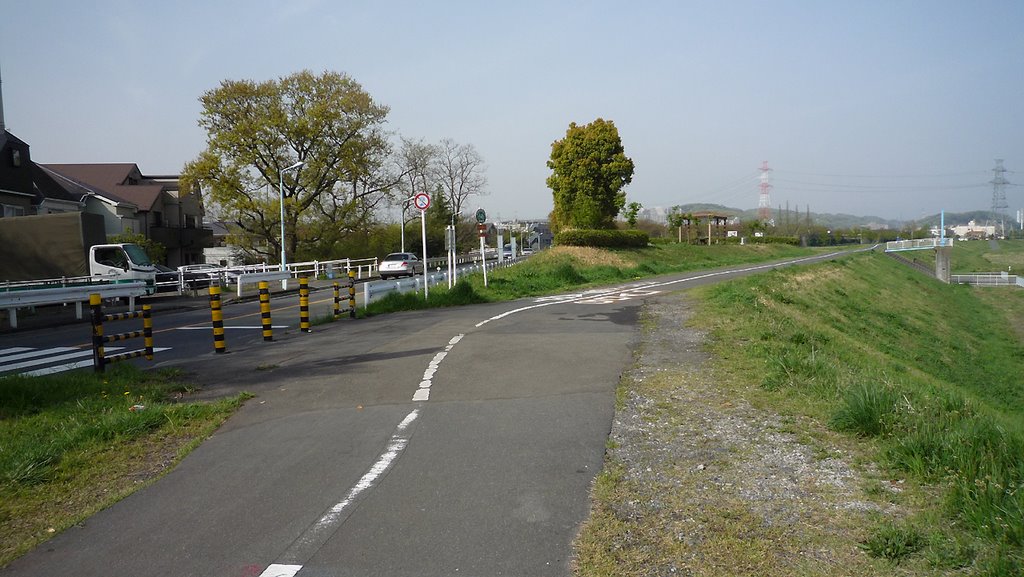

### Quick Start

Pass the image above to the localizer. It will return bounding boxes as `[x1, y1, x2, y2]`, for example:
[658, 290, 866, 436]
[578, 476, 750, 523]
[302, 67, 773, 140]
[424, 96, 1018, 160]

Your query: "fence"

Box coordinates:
[0, 281, 149, 329]
[362, 256, 523, 306]
[885, 238, 953, 252]
[951, 272, 1021, 287]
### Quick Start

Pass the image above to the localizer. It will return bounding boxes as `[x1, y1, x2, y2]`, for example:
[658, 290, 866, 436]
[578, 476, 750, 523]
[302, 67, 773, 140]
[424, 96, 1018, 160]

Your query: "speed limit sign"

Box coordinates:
[413, 193, 431, 211]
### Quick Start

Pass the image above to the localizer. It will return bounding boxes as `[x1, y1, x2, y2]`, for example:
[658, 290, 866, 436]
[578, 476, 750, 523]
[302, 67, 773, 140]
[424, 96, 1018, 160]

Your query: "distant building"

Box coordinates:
[0, 76, 211, 267]
[949, 220, 995, 240]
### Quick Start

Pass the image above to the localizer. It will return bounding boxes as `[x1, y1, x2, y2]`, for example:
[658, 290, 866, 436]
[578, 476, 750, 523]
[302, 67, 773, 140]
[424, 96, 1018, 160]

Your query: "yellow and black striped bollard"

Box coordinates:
[90, 293, 106, 372]
[259, 281, 273, 341]
[142, 304, 153, 359]
[333, 281, 341, 318]
[209, 285, 226, 353]
[299, 276, 311, 333]
[348, 269, 356, 319]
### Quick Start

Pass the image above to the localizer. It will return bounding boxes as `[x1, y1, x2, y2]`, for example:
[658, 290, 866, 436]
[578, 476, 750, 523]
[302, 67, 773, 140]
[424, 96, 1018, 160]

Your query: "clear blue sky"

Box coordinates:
[2, 0, 1022, 222]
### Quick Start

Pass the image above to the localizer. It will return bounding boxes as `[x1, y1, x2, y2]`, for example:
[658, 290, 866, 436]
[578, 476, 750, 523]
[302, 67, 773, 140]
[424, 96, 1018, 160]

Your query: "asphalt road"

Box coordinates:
[0, 250, 864, 577]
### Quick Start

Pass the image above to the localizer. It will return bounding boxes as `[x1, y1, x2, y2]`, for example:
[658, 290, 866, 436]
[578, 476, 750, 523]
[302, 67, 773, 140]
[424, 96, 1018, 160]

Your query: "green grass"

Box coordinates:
[860, 520, 925, 562]
[694, 251, 1024, 574]
[912, 238, 1024, 273]
[360, 243, 823, 315]
[0, 365, 248, 566]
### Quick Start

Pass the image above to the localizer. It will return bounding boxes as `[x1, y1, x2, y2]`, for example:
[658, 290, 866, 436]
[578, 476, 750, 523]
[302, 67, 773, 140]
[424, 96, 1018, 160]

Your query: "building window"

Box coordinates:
[11, 149, 21, 167]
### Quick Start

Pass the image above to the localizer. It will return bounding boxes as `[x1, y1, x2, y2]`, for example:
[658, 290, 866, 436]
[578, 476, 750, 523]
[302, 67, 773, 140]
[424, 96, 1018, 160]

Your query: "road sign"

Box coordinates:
[414, 193, 431, 211]
[475, 208, 486, 223]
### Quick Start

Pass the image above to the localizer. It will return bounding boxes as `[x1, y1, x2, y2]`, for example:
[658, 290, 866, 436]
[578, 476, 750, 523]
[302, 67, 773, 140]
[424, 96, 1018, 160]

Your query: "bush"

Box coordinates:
[556, 229, 649, 248]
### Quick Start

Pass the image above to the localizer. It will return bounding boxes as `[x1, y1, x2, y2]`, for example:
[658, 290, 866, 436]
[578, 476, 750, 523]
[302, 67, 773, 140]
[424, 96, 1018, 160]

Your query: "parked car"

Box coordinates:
[177, 263, 222, 288]
[379, 253, 424, 280]
[158, 264, 211, 291]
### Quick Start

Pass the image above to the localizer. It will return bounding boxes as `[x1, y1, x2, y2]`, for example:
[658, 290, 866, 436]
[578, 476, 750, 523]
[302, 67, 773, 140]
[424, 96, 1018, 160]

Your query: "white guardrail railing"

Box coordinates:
[950, 272, 1022, 287]
[0, 281, 148, 329]
[227, 258, 379, 296]
[885, 238, 954, 252]
[362, 256, 523, 306]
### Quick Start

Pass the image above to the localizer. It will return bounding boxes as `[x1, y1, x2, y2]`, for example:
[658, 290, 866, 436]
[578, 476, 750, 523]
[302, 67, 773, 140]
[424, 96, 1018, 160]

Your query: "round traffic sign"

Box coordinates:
[413, 193, 430, 211]
[475, 208, 486, 223]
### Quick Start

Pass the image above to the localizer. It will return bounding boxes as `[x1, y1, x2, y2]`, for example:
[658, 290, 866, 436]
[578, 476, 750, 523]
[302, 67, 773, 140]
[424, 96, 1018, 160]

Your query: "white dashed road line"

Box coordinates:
[257, 250, 851, 575]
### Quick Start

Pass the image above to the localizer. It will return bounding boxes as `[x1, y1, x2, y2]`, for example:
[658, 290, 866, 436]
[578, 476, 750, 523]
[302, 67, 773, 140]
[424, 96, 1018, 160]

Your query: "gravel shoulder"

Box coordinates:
[573, 291, 901, 577]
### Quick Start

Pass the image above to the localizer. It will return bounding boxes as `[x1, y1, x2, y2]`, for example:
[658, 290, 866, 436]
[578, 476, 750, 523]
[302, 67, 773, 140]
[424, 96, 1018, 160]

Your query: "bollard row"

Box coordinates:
[206, 276, 360, 353]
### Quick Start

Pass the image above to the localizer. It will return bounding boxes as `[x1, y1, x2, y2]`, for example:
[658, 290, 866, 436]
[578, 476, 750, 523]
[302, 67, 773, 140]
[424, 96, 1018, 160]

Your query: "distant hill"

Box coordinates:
[639, 205, 1009, 230]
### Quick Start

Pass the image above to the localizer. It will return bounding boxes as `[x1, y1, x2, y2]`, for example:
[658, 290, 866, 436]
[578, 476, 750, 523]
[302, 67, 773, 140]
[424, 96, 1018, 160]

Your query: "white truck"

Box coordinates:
[89, 243, 157, 291]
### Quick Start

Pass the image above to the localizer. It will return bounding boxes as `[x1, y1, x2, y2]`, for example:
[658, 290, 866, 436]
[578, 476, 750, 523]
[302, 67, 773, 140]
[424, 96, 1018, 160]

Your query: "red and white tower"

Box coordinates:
[757, 161, 772, 222]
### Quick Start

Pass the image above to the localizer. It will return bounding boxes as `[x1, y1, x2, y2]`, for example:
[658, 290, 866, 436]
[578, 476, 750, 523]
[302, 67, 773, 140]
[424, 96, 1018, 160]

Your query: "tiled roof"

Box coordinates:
[41, 163, 173, 211]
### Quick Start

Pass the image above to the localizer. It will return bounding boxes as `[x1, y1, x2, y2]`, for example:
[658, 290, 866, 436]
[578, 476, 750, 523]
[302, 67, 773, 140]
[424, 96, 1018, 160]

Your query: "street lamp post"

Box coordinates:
[279, 161, 305, 288]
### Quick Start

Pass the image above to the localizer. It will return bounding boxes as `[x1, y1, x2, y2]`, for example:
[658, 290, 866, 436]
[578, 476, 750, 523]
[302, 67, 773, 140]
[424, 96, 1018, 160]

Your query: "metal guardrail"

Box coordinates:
[885, 238, 953, 252]
[951, 273, 1019, 286]
[0, 281, 149, 329]
[362, 256, 524, 306]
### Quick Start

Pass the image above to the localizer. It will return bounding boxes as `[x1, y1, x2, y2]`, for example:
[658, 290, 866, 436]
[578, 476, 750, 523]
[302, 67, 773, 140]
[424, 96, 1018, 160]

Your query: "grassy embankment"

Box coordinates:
[909, 237, 1024, 272]
[577, 250, 1024, 576]
[0, 366, 248, 567]
[362, 241, 823, 315]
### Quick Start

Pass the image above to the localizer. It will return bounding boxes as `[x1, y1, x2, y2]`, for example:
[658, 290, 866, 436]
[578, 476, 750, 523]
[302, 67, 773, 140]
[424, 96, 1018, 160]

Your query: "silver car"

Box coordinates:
[379, 252, 424, 280]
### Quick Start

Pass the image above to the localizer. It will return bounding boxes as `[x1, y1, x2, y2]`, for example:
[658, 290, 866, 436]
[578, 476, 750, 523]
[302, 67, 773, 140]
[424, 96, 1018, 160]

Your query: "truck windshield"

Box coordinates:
[123, 244, 152, 266]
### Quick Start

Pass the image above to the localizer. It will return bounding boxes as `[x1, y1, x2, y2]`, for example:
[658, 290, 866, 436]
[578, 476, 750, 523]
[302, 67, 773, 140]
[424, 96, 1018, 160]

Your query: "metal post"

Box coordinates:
[209, 285, 226, 353]
[142, 304, 153, 360]
[333, 281, 341, 318]
[259, 281, 273, 342]
[279, 161, 304, 290]
[421, 208, 429, 299]
[299, 276, 311, 333]
[348, 269, 356, 319]
[480, 230, 488, 287]
[90, 293, 105, 373]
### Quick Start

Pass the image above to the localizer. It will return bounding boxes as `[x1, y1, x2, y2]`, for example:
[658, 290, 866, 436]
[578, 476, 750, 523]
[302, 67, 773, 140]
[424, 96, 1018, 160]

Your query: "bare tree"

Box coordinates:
[433, 138, 487, 216]
[397, 137, 438, 199]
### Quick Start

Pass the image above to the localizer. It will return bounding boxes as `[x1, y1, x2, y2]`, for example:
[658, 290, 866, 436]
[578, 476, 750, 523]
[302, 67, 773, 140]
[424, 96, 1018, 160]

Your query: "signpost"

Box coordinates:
[476, 208, 488, 287]
[415, 193, 430, 298]
[446, 224, 456, 288]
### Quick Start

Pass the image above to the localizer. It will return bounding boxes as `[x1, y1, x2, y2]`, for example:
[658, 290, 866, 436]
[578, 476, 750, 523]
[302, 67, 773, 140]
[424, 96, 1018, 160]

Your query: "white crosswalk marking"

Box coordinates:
[0, 346, 171, 377]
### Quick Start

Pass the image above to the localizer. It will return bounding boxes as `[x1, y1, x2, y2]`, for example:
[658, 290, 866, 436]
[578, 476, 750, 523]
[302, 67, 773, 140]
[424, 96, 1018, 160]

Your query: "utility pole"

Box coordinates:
[991, 159, 1010, 238]
[758, 161, 772, 222]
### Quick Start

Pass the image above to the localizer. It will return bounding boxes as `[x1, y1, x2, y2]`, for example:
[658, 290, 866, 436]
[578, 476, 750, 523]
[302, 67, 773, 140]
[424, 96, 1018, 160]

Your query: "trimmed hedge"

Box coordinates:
[723, 235, 801, 246]
[555, 229, 650, 248]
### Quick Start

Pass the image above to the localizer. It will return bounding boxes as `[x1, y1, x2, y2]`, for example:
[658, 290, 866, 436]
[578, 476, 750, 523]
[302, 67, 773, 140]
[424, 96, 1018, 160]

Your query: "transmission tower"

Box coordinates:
[758, 161, 772, 222]
[991, 159, 1009, 236]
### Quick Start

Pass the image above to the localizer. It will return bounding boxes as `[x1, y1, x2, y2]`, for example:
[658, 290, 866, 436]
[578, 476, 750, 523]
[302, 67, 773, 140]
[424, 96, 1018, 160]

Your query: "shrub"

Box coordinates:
[555, 229, 649, 248]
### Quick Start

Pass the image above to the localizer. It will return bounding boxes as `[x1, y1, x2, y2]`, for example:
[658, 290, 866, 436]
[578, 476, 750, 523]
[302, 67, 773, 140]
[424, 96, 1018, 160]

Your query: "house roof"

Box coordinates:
[41, 163, 172, 211]
[29, 163, 80, 204]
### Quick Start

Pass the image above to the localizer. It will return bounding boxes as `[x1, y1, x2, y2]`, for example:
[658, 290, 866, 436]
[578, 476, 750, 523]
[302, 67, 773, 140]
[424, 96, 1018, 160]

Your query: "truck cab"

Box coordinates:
[90, 243, 157, 293]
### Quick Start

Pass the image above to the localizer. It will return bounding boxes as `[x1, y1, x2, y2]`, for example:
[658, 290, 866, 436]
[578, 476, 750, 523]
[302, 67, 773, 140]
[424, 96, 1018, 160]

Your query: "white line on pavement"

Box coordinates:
[266, 409, 421, 573]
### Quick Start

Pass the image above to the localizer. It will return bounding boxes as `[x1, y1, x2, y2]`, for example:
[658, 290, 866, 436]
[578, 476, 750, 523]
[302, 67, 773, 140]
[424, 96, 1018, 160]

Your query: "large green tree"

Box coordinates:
[181, 70, 394, 264]
[546, 118, 634, 232]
